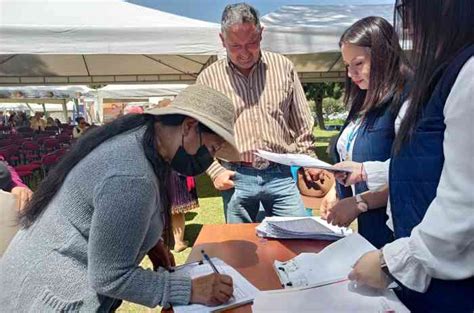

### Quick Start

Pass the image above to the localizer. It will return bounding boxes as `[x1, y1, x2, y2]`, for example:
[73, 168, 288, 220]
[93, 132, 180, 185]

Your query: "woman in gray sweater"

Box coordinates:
[0, 85, 239, 312]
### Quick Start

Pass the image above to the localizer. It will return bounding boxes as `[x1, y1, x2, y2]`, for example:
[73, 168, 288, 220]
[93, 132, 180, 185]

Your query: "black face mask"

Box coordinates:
[170, 131, 214, 176]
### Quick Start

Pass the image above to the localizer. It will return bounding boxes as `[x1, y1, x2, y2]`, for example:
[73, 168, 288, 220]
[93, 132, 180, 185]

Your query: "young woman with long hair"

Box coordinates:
[320, 16, 412, 248]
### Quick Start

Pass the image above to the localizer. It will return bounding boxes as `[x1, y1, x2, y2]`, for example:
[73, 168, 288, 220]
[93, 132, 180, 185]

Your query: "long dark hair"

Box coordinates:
[393, 0, 474, 152]
[339, 16, 412, 122]
[19, 113, 213, 232]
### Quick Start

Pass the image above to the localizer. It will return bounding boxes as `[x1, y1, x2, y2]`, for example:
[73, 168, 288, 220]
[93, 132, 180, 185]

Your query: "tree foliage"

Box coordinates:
[304, 82, 344, 130]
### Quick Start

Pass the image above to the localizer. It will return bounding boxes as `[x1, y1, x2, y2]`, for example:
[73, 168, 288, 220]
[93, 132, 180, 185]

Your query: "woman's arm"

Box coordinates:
[89, 175, 191, 308]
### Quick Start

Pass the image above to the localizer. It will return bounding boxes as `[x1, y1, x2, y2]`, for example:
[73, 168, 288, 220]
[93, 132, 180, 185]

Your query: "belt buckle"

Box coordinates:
[252, 157, 270, 170]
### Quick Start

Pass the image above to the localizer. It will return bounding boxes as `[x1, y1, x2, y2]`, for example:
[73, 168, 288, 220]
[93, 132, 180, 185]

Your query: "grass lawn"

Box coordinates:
[118, 128, 338, 312]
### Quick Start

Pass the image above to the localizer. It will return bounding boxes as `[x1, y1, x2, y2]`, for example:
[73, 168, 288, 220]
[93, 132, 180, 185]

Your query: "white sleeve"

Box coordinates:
[363, 160, 390, 191]
[383, 57, 474, 293]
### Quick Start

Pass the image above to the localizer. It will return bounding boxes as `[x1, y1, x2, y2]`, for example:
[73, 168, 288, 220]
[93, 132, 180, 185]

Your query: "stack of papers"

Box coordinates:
[256, 216, 352, 240]
[255, 149, 352, 173]
[172, 258, 260, 313]
[274, 233, 375, 288]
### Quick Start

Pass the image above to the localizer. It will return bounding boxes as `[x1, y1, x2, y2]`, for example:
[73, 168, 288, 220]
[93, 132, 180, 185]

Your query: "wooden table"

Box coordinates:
[186, 224, 333, 313]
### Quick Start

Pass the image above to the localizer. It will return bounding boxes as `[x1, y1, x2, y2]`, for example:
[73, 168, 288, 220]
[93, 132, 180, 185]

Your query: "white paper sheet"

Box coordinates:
[274, 234, 375, 288]
[252, 280, 409, 313]
[173, 258, 260, 313]
[255, 150, 352, 173]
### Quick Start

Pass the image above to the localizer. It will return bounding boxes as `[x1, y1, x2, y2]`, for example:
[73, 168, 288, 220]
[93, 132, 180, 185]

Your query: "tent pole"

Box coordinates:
[42, 103, 47, 117]
[62, 100, 68, 122]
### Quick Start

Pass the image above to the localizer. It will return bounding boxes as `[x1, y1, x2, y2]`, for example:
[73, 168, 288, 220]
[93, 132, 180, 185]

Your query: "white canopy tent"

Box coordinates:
[95, 83, 188, 122]
[261, 4, 394, 82]
[97, 84, 188, 102]
[0, 0, 222, 85]
[0, 1, 394, 85]
[0, 85, 94, 121]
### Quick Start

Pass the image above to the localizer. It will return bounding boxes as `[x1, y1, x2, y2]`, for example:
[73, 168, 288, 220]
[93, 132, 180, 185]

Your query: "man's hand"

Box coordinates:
[147, 240, 175, 271]
[213, 170, 236, 191]
[325, 196, 360, 227]
[10, 186, 33, 212]
[302, 168, 324, 183]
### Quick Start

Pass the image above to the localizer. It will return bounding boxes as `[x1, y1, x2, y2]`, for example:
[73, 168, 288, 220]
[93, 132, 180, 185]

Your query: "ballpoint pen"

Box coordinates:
[201, 249, 220, 273]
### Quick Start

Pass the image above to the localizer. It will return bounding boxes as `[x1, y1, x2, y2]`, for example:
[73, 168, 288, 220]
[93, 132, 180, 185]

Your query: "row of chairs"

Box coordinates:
[14, 149, 68, 186]
[0, 128, 74, 187]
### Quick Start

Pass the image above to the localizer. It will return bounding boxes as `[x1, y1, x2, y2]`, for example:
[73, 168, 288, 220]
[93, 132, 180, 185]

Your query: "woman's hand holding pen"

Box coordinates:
[191, 273, 234, 306]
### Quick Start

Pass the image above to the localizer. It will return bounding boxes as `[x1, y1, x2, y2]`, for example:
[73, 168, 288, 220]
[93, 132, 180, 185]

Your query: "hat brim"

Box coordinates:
[146, 106, 240, 162]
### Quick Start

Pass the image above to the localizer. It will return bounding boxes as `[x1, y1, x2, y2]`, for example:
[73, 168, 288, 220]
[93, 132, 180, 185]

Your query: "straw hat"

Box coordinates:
[146, 84, 239, 161]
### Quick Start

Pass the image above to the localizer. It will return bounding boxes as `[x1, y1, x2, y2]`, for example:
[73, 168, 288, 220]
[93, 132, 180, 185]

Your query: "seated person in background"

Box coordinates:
[46, 117, 57, 127]
[0, 157, 33, 211]
[73, 117, 88, 138]
[30, 112, 46, 132]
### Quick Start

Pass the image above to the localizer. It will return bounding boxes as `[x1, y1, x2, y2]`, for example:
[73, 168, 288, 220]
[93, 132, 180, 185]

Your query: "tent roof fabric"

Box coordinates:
[0, 0, 220, 54]
[98, 84, 188, 99]
[0, 2, 393, 85]
[261, 4, 394, 54]
[261, 4, 393, 82]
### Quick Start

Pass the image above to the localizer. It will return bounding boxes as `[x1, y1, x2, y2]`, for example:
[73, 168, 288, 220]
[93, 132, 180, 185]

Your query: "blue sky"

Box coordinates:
[127, 0, 394, 22]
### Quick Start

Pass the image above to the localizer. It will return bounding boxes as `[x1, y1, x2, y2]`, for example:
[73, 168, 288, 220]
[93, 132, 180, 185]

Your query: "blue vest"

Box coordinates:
[334, 102, 397, 248]
[390, 44, 474, 313]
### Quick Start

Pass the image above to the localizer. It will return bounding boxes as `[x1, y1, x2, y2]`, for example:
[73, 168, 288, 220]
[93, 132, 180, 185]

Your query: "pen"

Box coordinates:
[201, 250, 220, 274]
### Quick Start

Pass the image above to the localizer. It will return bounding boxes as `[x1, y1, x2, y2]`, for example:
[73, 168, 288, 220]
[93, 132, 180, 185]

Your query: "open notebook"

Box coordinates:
[172, 258, 259, 313]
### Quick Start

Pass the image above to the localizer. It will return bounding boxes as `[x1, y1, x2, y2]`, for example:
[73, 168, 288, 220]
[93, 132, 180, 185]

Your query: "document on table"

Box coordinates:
[255, 149, 352, 173]
[273, 233, 374, 288]
[256, 216, 352, 240]
[172, 258, 260, 313]
[252, 279, 409, 313]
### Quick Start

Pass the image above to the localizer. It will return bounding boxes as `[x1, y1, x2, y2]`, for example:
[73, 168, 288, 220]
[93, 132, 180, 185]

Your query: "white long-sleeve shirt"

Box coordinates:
[369, 57, 474, 293]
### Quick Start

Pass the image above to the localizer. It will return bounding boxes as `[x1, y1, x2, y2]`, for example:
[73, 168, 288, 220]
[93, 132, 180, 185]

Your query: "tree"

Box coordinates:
[304, 82, 343, 130]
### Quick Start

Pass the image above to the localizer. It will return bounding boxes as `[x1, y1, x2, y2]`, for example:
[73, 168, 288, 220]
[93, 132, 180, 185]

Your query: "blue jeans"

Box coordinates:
[221, 163, 306, 223]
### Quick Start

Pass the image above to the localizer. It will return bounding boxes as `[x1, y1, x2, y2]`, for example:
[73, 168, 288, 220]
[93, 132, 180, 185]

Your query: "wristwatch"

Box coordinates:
[355, 194, 368, 212]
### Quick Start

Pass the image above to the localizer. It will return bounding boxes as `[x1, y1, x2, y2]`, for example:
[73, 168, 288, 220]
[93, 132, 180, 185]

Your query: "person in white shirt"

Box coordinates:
[332, 1, 474, 312]
[73, 117, 88, 139]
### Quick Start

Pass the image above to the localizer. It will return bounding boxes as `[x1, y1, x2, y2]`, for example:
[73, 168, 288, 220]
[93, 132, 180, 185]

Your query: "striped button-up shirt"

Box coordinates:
[196, 51, 316, 179]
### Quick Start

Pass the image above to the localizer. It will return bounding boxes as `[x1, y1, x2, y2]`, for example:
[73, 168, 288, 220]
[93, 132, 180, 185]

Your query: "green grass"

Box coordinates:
[118, 128, 337, 312]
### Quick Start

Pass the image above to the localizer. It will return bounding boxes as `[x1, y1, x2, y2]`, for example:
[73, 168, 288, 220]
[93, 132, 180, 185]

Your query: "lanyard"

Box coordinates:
[344, 118, 362, 160]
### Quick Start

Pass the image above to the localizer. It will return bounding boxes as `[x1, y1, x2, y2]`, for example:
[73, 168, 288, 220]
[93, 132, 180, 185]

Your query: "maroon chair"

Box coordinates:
[0, 145, 21, 166]
[14, 169, 34, 186]
[40, 153, 59, 177]
[43, 138, 61, 152]
[0, 139, 13, 147]
[21, 141, 42, 163]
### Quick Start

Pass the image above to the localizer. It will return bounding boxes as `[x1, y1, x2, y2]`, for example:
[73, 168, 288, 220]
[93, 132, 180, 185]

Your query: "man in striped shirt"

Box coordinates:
[196, 3, 322, 223]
